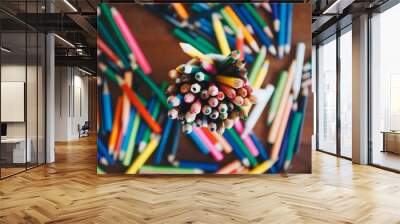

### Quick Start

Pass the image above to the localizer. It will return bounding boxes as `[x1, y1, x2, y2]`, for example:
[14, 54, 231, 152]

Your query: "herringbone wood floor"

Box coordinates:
[0, 136, 399, 224]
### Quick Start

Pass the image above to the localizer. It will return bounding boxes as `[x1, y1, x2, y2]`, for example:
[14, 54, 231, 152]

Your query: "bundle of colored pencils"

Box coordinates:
[166, 44, 256, 134]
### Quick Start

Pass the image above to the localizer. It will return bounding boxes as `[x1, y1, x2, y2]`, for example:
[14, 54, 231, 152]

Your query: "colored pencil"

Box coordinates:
[202, 127, 223, 151]
[237, 5, 276, 56]
[272, 3, 280, 33]
[249, 133, 269, 161]
[243, 4, 274, 39]
[216, 160, 242, 174]
[294, 89, 309, 154]
[174, 29, 214, 55]
[219, 9, 239, 33]
[139, 165, 203, 174]
[122, 105, 142, 166]
[99, 63, 162, 134]
[98, 138, 114, 165]
[275, 111, 294, 170]
[242, 84, 274, 137]
[193, 126, 223, 161]
[234, 121, 259, 157]
[253, 59, 270, 89]
[136, 97, 156, 146]
[97, 38, 123, 68]
[284, 111, 303, 170]
[120, 108, 136, 160]
[121, 72, 133, 138]
[172, 3, 189, 20]
[100, 4, 133, 63]
[223, 132, 249, 167]
[212, 13, 231, 56]
[292, 43, 306, 100]
[270, 95, 293, 160]
[235, 30, 244, 60]
[168, 121, 182, 162]
[108, 97, 123, 154]
[267, 71, 288, 125]
[179, 42, 214, 64]
[285, 4, 293, 54]
[111, 7, 152, 74]
[248, 46, 267, 85]
[268, 60, 296, 143]
[187, 131, 209, 155]
[174, 160, 219, 172]
[126, 135, 161, 174]
[154, 118, 174, 164]
[102, 81, 113, 132]
[223, 6, 260, 52]
[278, 3, 287, 59]
[249, 159, 276, 174]
[226, 128, 257, 167]
[213, 132, 232, 154]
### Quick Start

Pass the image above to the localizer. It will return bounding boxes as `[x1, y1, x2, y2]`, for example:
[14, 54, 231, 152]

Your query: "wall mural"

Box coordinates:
[97, 3, 312, 174]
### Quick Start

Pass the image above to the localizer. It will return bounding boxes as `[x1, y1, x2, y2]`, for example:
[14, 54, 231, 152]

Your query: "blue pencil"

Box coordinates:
[272, 3, 280, 33]
[98, 138, 114, 165]
[238, 5, 277, 56]
[102, 81, 113, 132]
[295, 94, 309, 154]
[285, 4, 293, 54]
[135, 97, 156, 145]
[249, 133, 268, 161]
[168, 121, 182, 162]
[187, 131, 209, 155]
[174, 160, 219, 172]
[278, 3, 287, 59]
[223, 132, 249, 167]
[231, 5, 254, 35]
[275, 111, 294, 171]
[120, 108, 136, 157]
[154, 118, 174, 165]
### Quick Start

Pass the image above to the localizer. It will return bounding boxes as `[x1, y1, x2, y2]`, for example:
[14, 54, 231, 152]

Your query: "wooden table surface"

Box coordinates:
[104, 3, 313, 173]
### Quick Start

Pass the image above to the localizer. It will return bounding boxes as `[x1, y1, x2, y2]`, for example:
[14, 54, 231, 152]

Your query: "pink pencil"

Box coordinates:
[111, 7, 152, 75]
[234, 121, 259, 157]
[193, 127, 224, 161]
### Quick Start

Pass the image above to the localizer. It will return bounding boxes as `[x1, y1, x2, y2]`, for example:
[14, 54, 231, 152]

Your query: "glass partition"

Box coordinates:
[317, 36, 337, 154]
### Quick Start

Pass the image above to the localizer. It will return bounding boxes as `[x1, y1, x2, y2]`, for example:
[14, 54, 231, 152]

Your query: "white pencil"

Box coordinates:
[242, 85, 275, 137]
[292, 43, 306, 100]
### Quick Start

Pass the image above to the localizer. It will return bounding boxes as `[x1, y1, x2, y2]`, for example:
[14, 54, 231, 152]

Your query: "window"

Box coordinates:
[317, 36, 337, 154]
[371, 3, 400, 171]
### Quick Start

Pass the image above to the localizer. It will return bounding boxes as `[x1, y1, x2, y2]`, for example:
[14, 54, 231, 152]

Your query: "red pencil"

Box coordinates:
[115, 76, 162, 134]
[97, 38, 123, 68]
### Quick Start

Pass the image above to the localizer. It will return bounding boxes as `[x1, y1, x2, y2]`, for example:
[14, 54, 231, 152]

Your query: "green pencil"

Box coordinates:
[226, 128, 258, 167]
[123, 96, 147, 166]
[139, 165, 203, 174]
[99, 4, 132, 60]
[284, 112, 303, 170]
[267, 71, 288, 125]
[248, 46, 266, 85]
[195, 36, 220, 54]
[219, 9, 239, 34]
[138, 82, 168, 152]
[173, 28, 213, 54]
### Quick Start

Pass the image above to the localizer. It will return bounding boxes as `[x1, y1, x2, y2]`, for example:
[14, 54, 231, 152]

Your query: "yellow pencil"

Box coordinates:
[249, 159, 277, 174]
[253, 59, 270, 89]
[126, 135, 160, 174]
[224, 6, 260, 52]
[216, 75, 244, 88]
[212, 13, 231, 55]
[172, 3, 189, 20]
[179, 42, 214, 64]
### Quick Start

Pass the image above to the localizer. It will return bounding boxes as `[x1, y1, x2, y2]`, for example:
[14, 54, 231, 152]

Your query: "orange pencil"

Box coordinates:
[224, 6, 260, 52]
[117, 77, 161, 134]
[216, 160, 242, 174]
[201, 127, 223, 151]
[212, 132, 232, 154]
[108, 97, 123, 154]
[270, 95, 293, 160]
[236, 30, 244, 60]
[172, 3, 189, 20]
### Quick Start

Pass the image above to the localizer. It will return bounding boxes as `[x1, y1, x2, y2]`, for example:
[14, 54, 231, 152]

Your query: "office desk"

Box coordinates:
[1, 138, 31, 164]
[382, 131, 400, 154]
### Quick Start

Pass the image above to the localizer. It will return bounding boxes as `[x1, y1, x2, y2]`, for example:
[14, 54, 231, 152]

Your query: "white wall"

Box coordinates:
[54, 66, 89, 141]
